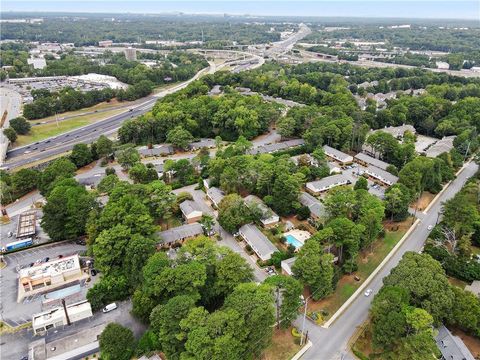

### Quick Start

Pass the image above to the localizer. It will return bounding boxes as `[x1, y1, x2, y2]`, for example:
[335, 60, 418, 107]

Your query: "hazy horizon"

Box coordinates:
[2, 1, 479, 20]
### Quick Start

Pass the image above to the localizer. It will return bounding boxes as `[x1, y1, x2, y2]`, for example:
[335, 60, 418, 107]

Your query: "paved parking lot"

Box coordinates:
[1, 241, 87, 327]
[0, 209, 50, 250]
[341, 165, 386, 199]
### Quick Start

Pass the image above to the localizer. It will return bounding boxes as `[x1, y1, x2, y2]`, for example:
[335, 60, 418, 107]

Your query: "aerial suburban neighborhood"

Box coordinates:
[1, 1, 480, 360]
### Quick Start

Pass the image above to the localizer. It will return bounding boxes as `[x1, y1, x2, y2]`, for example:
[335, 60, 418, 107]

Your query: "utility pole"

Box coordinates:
[275, 286, 280, 329]
[61, 298, 71, 326]
[300, 297, 308, 346]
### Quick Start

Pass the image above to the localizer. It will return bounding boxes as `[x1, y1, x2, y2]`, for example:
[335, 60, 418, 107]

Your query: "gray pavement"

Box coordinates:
[1, 241, 86, 328]
[297, 161, 478, 360]
[1, 299, 145, 360]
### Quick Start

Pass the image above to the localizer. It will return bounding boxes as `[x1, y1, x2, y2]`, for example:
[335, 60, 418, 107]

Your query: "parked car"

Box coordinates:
[102, 303, 117, 313]
[364, 289, 373, 297]
[427, 225, 433, 230]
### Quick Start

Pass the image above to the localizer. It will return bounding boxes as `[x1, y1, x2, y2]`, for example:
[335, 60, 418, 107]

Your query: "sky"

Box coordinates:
[2, 1, 480, 20]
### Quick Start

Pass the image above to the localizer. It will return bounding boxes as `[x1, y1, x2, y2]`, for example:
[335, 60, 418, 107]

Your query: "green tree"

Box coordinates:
[3, 127, 17, 142]
[97, 174, 120, 194]
[384, 183, 411, 221]
[117, 146, 141, 170]
[99, 323, 136, 360]
[144, 180, 176, 220]
[292, 240, 334, 300]
[265, 275, 303, 328]
[223, 283, 275, 357]
[96, 135, 113, 159]
[39, 157, 77, 195]
[270, 173, 301, 216]
[86, 274, 129, 310]
[218, 194, 253, 233]
[166, 126, 194, 150]
[354, 176, 368, 191]
[41, 178, 96, 241]
[70, 143, 93, 168]
[199, 214, 215, 235]
[383, 252, 454, 324]
[371, 286, 410, 350]
[129, 162, 158, 183]
[150, 295, 197, 360]
[9, 117, 31, 134]
[11, 168, 40, 196]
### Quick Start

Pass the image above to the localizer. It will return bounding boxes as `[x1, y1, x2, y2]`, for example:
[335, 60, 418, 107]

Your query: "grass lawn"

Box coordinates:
[448, 276, 467, 289]
[351, 321, 380, 359]
[14, 108, 125, 147]
[261, 327, 302, 360]
[307, 219, 410, 323]
[411, 191, 435, 212]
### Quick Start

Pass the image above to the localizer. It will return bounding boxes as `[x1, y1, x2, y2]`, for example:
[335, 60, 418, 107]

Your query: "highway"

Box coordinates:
[3, 25, 310, 170]
[296, 160, 479, 360]
[3, 62, 216, 169]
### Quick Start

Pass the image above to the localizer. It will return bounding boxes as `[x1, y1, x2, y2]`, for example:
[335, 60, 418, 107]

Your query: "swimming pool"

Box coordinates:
[285, 234, 304, 249]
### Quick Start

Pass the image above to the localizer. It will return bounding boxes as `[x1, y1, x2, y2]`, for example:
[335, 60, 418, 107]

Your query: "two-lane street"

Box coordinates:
[297, 160, 479, 360]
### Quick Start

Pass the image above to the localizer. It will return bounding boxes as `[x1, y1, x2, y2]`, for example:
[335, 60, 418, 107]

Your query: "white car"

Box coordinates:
[427, 225, 433, 230]
[364, 289, 373, 297]
[102, 303, 118, 313]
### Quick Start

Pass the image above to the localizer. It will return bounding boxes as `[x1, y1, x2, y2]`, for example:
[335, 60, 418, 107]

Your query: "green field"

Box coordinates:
[15, 108, 125, 147]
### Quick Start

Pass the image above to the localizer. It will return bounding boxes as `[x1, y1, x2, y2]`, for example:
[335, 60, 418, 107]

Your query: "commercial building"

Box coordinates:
[238, 223, 278, 261]
[16, 210, 37, 239]
[299, 192, 326, 220]
[435, 325, 474, 360]
[18, 255, 85, 302]
[179, 200, 203, 224]
[359, 165, 399, 186]
[244, 195, 279, 228]
[157, 222, 203, 248]
[32, 300, 93, 335]
[124, 47, 137, 61]
[29, 323, 106, 360]
[323, 145, 353, 165]
[354, 152, 390, 171]
[206, 187, 225, 209]
[306, 174, 350, 195]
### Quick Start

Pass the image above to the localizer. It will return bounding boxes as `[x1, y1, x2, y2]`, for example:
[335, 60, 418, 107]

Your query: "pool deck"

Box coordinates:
[283, 229, 312, 245]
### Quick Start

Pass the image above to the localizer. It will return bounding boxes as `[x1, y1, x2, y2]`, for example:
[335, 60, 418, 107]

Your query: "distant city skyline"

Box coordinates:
[2, 1, 480, 20]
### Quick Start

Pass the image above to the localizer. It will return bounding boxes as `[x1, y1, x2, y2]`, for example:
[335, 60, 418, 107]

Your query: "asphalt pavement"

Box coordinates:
[297, 161, 479, 360]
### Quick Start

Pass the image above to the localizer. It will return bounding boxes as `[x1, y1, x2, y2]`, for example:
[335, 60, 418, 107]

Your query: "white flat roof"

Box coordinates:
[19, 254, 80, 280]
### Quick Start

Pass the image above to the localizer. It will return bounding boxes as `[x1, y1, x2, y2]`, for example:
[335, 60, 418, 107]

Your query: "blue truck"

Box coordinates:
[4, 238, 33, 252]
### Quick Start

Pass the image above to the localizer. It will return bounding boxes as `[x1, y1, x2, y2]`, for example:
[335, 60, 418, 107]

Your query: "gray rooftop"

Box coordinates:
[354, 152, 390, 170]
[248, 139, 305, 155]
[138, 145, 174, 157]
[239, 223, 278, 261]
[426, 136, 456, 158]
[299, 192, 327, 219]
[179, 200, 203, 217]
[189, 138, 216, 149]
[207, 187, 225, 206]
[370, 124, 416, 138]
[306, 174, 350, 192]
[436, 324, 475, 360]
[362, 165, 399, 184]
[323, 145, 353, 163]
[157, 223, 203, 245]
[244, 195, 279, 224]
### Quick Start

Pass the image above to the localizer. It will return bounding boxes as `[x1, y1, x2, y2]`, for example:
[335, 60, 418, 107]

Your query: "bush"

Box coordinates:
[135, 330, 160, 357]
[105, 167, 116, 175]
[291, 327, 302, 338]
